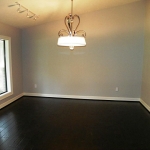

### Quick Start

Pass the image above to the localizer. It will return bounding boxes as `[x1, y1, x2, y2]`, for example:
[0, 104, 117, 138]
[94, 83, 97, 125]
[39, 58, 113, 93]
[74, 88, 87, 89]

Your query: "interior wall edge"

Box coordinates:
[140, 98, 150, 112]
[23, 92, 140, 102]
[0, 93, 24, 109]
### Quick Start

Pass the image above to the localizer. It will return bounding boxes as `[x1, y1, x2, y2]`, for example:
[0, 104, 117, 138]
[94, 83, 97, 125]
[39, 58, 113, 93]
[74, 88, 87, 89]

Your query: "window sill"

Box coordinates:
[0, 91, 13, 101]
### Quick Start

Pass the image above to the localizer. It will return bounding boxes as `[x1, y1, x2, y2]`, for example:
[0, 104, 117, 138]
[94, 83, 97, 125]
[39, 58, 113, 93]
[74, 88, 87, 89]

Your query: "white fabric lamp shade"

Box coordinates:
[57, 36, 86, 47]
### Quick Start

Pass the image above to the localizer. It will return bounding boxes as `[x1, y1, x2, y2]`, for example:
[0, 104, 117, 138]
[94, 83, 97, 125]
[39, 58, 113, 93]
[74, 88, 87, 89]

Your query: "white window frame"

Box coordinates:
[0, 35, 13, 100]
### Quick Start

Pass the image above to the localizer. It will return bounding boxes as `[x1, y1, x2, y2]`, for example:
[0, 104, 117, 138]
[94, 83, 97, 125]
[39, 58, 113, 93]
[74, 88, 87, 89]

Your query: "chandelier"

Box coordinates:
[57, 0, 86, 50]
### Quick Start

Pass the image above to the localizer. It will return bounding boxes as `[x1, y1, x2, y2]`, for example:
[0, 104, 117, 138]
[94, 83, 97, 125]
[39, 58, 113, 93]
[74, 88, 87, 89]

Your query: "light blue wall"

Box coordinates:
[22, 1, 145, 98]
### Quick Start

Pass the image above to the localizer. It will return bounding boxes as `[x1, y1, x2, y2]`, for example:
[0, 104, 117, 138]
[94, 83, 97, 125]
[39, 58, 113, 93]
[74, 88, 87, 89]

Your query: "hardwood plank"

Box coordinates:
[0, 96, 150, 150]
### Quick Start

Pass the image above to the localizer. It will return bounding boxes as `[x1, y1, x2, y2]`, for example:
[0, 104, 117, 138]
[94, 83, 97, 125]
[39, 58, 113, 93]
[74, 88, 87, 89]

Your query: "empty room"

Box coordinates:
[0, 0, 150, 149]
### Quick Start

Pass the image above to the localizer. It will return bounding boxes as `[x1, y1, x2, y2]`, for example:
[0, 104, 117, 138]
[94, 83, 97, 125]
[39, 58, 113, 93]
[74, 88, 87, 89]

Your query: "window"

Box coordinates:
[0, 35, 13, 100]
[0, 40, 7, 94]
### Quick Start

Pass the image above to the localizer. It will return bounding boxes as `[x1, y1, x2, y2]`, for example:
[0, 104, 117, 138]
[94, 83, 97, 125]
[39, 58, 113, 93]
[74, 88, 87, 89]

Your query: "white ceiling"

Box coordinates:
[0, 0, 141, 29]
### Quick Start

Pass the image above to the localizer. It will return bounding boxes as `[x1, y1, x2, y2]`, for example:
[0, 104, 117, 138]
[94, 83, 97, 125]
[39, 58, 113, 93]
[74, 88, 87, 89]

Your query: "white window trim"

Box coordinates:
[0, 35, 13, 101]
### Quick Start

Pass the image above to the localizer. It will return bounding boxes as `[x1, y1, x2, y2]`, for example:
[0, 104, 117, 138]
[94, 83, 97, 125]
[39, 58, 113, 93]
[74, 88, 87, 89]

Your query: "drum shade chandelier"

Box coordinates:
[57, 0, 86, 50]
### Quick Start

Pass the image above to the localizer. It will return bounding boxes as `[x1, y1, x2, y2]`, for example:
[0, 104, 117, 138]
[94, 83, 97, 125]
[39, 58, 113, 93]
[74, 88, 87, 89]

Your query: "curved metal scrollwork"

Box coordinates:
[57, 0, 86, 50]
[58, 13, 86, 38]
[58, 29, 69, 37]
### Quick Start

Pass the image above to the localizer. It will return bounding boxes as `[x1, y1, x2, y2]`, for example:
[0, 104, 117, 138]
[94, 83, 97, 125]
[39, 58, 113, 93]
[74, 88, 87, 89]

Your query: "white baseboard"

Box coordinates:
[1, 93, 149, 112]
[23, 92, 140, 102]
[140, 99, 150, 112]
[0, 93, 24, 109]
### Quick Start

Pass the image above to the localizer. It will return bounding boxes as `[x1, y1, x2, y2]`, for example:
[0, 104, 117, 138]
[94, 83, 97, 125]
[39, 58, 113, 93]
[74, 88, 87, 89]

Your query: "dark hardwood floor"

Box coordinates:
[0, 96, 150, 150]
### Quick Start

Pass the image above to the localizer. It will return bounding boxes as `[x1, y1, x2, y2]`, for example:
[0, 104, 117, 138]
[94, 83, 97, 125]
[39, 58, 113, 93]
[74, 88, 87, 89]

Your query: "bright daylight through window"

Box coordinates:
[0, 40, 7, 94]
[0, 36, 13, 100]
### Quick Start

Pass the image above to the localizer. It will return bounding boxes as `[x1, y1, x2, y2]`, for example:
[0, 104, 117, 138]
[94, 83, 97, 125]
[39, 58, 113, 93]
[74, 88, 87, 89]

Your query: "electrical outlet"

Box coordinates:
[115, 87, 119, 92]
